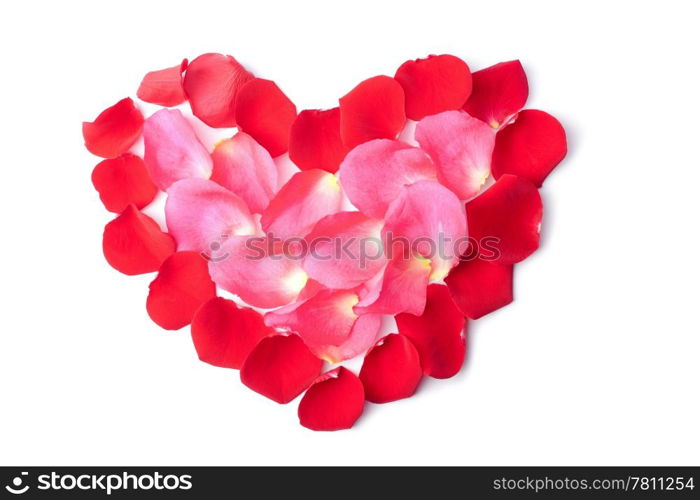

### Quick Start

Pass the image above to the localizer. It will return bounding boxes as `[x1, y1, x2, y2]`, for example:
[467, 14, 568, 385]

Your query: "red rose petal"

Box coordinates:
[91, 154, 157, 213]
[83, 98, 144, 158]
[146, 251, 216, 330]
[445, 259, 513, 320]
[240, 334, 323, 404]
[463, 60, 528, 128]
[190, 297, 274, 369]
[289, 108, 348, 173]
[339, 75, 406, 149]
[298, 367, 365, 431]
[394, 54, 472, 120]
[492, 109, 567, 187]
[102, 205, 175, 275]
[235, 78, 297, 157]
[466, 174, 542, 264]
[359, 334, 422, 404]
[396, 284, 466, 379]
[137, 59, 188, 107]
[183, 53, 254, 128]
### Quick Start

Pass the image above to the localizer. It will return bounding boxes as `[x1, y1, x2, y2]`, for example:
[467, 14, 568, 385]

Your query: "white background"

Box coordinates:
[1, 0, 698, 466]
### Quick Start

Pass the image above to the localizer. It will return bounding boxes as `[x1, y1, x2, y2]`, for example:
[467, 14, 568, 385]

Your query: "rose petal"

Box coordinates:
[190, 297, 274, 369]
[182, 53, 253, 128]
[143, 109, 213, 190]
[302, 211, 386, 289]
[91, 153, 157, 213]
[445, 258, 513, 319]
[210, 132, 278, 213]
[359, 334, 422, 404]
[265, 289, 381, 363]
[83, 98, 143, 158]
[235, 78, 297, 157]
[208, 235, 307, 309]
[382, 180, 467, 281]
[466, 174, 542, 264]
[339, 75, 406, 148]
[415, 110, 495, 200]
[338, 139, 437, 218]
[165, 178, 256, 253]
[463, 60, 528, 128]
[146, 251, 217, 330]
[137, 59, 188, 107]
[289, 108, 348, 173]
[394, 54, 472, 120]
[261, 169, 343, 240]
[492, 109, 567, 187]
[102, 205, 175, 275]
[396, 284, 467, 379]
[298, 367, 365, 431]
[240, 334, 323, 404]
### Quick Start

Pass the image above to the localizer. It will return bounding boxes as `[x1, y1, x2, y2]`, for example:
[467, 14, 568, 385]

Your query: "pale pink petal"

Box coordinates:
[165, 178, 256, 253]
[265, 289, 381, 362]
[143, 109, 213, 190]
[415, 110, 495, 200]
[338, 139, 437, 217]
[208, 235, 307, 308]
[382, 180, 467, 281]
[261, 169, 343, 239]
[210, 132, 279, 214]
[302, 211, 386, 289]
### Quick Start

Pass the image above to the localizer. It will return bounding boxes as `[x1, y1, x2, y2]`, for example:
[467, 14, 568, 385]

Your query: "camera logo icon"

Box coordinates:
[5, 472, 29, 495]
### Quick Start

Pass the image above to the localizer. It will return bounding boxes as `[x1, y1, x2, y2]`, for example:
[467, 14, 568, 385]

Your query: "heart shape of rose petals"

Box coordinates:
[84, 52, 567, 431]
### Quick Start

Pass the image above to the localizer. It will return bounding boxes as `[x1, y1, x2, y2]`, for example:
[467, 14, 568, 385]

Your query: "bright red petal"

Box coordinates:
[492, 109, 567, 187]
[146, 251, 216, 330]
[208, 236, 307, 309]
[463, 60, 528, 128]
[466, 174, 542, 264]
[190, 297, 274, 369]
[396, 284, 466, 379]
[165, 178, 256, 253]
[445, 259, 513, 320]
[210, 132, 278, 214]
[102, 205, 175, 275]
[143, 109, 213, 190]
[394, 54, 472, 120]
[415, 110, 495, 200]
[91, 154, 157, 213]
[289, 108, 348, 173]
[339, 76, 406, 148]
[182, 53, 253, 128]
[235, 78, 297, 157]
[83, 98, 143, 158]
[261, 169, 343, 240]
[298, 367, 365, 431]
[240, 334, 323, 404]
[359, 334, 422, 404]
[302, 211, 386, 289]
[137, 59, 188, 107]
[338, 139, 437, 218]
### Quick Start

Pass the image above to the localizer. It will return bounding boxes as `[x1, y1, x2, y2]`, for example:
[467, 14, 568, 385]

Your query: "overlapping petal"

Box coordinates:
[289, 108, 348, 173]
[83, 98, 144, 158]
[137, 59, 188, 107]
[91, 154, 157, 213]
[359, 334, 422, 404]
[298, 367, 365, 431]
[338, 139, 437, 218]
[143, 109, 213, 190]
[445, 258, 514, 319]
[463, 60, 528, 128]
[210, 133, 278, 214]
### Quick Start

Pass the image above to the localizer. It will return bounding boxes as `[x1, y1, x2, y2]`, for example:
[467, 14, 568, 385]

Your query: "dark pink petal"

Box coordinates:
[289, 108, 348, 173]
[298, 367, 365, 431]
[91, 153, 157, 213]
[302, 211, 386, 289]
[137, 59, 188, 107]
[463, 60, 528, 128]
[445, 259, 514, 320]
[415, 110, 495, 200]
[240, 334, 323, 404]
[359, 334, 422, 404]
[83, 98, 143, 158]
[143, 109, 213, 190]
[261, 169, 343, 240]
[338, 139, 437, 218]
[210, 133, 279, 213]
